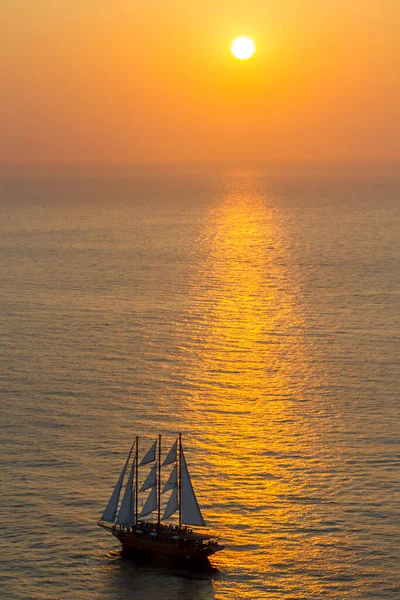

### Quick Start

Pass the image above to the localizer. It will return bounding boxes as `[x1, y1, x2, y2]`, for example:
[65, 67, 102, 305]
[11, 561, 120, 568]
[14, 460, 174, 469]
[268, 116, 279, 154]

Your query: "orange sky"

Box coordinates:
[1, 0, 399, 165]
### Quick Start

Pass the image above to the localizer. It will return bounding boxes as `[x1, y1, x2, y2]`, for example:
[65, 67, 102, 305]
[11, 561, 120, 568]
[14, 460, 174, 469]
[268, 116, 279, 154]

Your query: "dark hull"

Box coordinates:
[100, 523, 223, 565]
[119, 533, 217, 558]
[120, 546, 216, 571]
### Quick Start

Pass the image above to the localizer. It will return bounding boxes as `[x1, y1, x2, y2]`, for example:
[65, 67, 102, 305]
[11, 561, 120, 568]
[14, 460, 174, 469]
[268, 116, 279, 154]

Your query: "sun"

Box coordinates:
[231, 36, 256, 60]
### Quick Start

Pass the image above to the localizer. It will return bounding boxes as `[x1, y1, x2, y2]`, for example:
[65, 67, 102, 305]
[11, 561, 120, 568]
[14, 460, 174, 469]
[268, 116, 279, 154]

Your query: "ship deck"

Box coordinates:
[99, 520, 223, 559]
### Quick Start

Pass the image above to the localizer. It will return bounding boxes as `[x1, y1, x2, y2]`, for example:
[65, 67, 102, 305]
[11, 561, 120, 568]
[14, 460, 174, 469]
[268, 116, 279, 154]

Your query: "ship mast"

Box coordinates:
[157, 434, 161, 526]
[135, 436, 139, 525]
[178, 432, 182, 530]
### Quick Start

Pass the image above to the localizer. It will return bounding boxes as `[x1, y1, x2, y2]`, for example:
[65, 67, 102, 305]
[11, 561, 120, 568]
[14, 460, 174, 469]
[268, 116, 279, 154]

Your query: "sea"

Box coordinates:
[1, 165, 399, 599]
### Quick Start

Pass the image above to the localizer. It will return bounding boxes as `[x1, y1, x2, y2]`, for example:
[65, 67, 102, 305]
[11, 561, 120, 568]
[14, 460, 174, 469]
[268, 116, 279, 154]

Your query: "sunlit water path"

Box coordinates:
[1, 169, 399, 599]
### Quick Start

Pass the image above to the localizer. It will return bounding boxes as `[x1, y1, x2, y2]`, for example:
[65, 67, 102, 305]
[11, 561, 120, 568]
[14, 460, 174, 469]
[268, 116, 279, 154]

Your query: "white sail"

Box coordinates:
[116, 461, 135, 526]
[181, 450, 206, 527]
[140, 441, 157, 465]
[162, 487, 178, 520]
[139, 464, 157, 492]
[100, 444, 133, 522]
[162, 465, 177, 493]
[162, 440, 177, 466]
[139, 486, 158, 518]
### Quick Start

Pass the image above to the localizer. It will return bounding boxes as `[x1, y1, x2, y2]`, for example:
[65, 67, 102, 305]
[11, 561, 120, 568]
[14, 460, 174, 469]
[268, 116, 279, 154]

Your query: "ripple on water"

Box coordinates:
[1, 172, 399, 599]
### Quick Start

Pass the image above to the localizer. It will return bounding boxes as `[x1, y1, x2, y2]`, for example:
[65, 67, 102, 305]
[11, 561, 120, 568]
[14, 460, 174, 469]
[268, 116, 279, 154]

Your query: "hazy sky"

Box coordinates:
[1, 0, 399, 164]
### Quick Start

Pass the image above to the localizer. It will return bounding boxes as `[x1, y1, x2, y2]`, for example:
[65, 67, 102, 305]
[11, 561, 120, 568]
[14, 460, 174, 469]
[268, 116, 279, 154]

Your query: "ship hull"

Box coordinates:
[120, 545, 215, 570]
[100, 523, 223, 565]
[119, 533, 218, 559]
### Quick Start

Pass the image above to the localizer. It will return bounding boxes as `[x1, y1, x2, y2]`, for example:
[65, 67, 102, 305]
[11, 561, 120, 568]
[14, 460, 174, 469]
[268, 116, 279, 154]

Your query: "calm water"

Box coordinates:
[1, 167, 399, 599]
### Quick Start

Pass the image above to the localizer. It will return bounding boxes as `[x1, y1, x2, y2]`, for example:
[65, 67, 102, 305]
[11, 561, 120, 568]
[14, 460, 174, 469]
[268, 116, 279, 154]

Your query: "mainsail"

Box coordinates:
[160, 444, 206, 527]
[139, 486, 158, 518]
[181, 450, 206, 527]
[100, 442, 134, 522]
[116, 460, 135, 526]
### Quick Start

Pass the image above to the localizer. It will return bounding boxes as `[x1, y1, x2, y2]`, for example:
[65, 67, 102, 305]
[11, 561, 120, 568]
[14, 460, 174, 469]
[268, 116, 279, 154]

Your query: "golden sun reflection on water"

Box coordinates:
[177, 177, 334, 595]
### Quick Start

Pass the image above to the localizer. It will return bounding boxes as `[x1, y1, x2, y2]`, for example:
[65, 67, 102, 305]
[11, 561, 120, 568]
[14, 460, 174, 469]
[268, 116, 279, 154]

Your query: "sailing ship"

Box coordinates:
[98, 433, 224, 564]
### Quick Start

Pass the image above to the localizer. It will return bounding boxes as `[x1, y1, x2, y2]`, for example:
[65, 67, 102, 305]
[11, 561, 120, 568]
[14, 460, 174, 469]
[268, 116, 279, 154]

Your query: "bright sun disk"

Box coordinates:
[231, 36, 256, 60]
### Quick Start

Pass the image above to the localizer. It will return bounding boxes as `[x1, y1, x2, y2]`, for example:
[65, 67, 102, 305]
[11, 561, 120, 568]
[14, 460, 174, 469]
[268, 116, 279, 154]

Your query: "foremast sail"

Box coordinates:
[139, 441, 157, 465]
[139, 486, 158, 518]
[100, 440, 135, 523]
[116, 458, 135, 526]
[138, 435, 161, 520]
[139, 464, 157, 492]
